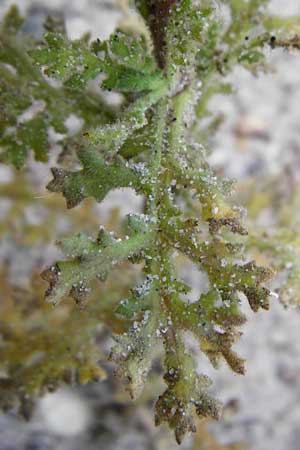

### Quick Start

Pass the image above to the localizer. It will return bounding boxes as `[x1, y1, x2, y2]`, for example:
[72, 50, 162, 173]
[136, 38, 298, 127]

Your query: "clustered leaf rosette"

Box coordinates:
[1, 0, 300, 444]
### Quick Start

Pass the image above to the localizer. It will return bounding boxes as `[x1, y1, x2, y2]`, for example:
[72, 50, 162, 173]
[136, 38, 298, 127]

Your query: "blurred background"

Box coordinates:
[0, 1, 300, 450]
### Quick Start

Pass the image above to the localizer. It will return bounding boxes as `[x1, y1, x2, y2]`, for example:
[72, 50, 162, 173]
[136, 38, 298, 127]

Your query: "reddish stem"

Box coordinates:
[145, 0, 179, 69]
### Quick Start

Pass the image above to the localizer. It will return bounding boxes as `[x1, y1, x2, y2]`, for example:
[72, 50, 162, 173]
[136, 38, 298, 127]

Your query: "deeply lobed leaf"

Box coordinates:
[47, 148, 141, 208]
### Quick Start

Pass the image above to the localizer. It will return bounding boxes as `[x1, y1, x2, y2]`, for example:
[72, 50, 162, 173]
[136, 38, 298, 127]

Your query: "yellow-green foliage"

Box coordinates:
[0, 267, 105, 414]
[0, 172, 136, 416]
[0, 1, 300, 444]
[240, 176, 300, 307]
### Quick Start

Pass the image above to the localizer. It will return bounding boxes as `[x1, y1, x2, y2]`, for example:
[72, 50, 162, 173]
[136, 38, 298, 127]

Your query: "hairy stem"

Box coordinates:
[143, 0, 179, 68]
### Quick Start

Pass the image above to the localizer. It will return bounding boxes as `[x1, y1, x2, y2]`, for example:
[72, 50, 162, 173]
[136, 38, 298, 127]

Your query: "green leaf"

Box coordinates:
[238, 50, 265, 64]
[29, 32, 103, 89]
[166, 0, 213, 74]
[110, 311, 158, 399]
[102, 65, 165, 92]
[0, 10, 113, 168]
[155, 332, 222, 445]
[47, 148, 142, 208]
[0, 114, 49, 167]
[30, 27, 163, 93]
[97, 30, 165, 93]
[168, 157, 247, 232]
[85, 85, 167, 155]
[116, 278, 153, 319]
[42, 218, 155, 305]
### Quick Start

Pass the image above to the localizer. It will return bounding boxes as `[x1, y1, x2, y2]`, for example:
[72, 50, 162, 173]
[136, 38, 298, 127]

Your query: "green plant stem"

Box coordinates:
[145, 85, 195, 341]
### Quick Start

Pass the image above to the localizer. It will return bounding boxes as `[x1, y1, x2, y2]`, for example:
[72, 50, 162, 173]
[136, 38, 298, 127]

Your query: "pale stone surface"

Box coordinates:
[39, 391, 92, 437]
